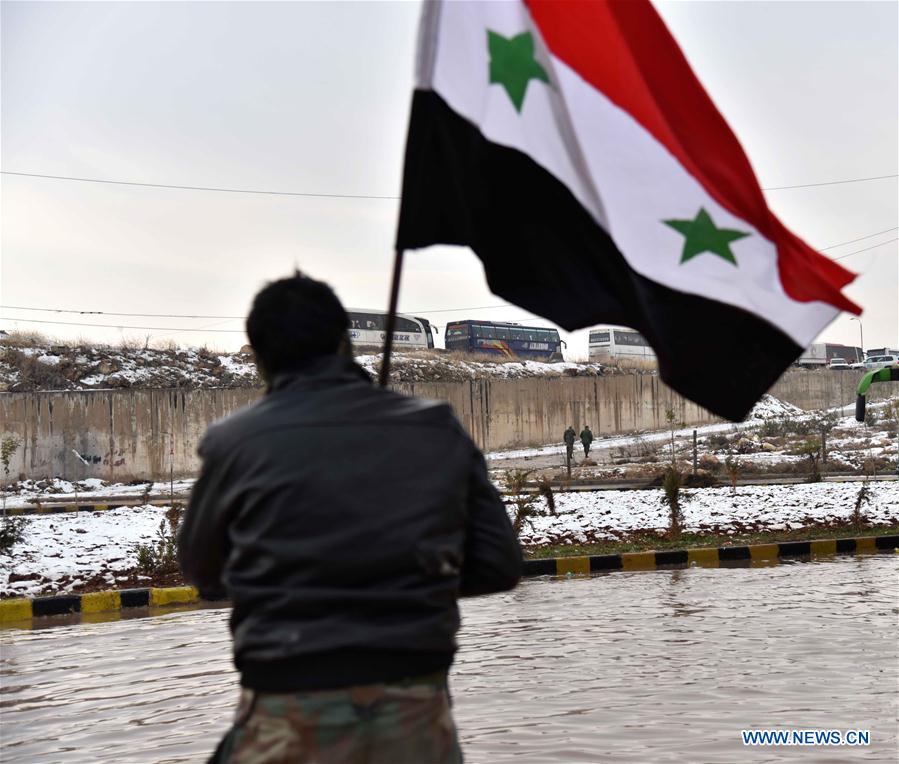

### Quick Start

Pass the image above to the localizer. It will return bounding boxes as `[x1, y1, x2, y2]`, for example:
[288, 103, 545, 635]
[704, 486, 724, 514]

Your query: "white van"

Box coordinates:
[864, 354, 899, 370]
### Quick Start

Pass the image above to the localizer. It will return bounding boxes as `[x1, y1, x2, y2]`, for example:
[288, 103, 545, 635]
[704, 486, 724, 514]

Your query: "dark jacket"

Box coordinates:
[580, 427, 593, 445]
[178, 355, 521, 692]
[563, 427, 576, 446]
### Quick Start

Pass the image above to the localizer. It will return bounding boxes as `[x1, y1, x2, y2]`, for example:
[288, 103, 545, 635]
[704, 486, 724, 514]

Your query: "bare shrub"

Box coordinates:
[852, 483, 871, 530]
[2, 348, 73, 391]
[0, 330, 55, 348]
[706, 433, 730, 450]
[534, 475, 557, 516]
[154, 338, 181, 352]
[698, 454, 721, 473]
[601, 357, 657, 372]
[794, 439, 822, 482]
[724, 454, 742, 492]
[502, 470, 543, 535]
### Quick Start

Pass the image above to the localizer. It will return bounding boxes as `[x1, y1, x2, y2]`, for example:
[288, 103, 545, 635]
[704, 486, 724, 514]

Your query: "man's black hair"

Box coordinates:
[246, 272, 349, 376]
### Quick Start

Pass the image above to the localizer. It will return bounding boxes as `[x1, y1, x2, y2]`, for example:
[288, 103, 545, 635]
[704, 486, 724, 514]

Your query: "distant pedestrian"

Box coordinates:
[580, 425, 594, 457]
[563, 426, 576, 461]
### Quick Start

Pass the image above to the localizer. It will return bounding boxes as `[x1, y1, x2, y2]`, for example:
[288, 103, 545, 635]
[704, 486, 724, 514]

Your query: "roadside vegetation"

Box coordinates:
[524, 522, 899, 559]
[134, 506, 184, 575]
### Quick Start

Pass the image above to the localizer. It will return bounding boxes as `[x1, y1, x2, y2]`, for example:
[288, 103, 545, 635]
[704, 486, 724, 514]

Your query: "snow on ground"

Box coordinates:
[0, 341, 263, 391]
[0, 505, 170, 598]
[488, 420, 740, 461]
[487, 396, 897, 463]
[514, 481, 899, 547]
[355, 353, 605, 382]
[2, 339, 609, 391]
[746, 394, 804, 420]
[217, 354, 257, 378]
[3, 481, 898, 598]
[4, 478, 196, 510]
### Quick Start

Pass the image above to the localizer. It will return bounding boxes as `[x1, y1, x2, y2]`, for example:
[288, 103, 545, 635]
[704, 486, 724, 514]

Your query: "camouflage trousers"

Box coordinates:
[212, 673, 463, 764]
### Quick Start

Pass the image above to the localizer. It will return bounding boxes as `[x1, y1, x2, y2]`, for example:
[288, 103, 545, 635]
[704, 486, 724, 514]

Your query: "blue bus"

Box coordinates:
[444, 320, 564, 361]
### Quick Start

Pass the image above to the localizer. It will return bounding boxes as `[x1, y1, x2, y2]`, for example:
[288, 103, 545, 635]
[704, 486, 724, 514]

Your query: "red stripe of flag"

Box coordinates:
[525, 0, 860, 313]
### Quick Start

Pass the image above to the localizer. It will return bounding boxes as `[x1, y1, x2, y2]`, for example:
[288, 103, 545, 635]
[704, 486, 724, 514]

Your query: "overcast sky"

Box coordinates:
[2, 0, 896, 356]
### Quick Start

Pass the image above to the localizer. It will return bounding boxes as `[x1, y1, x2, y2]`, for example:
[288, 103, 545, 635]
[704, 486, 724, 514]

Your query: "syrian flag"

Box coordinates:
[395, 0, 860, 421]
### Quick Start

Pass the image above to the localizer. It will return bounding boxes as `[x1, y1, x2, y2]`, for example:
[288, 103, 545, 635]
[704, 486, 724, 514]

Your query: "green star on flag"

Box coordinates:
[664, 208, 750, 266]
[487, 30, 549, 112]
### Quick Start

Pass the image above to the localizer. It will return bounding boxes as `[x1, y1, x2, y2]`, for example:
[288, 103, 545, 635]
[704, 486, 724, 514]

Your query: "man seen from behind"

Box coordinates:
[178, 273, 522, 763]
[563, 426, 576, 462]
[580, 425, 594, 457]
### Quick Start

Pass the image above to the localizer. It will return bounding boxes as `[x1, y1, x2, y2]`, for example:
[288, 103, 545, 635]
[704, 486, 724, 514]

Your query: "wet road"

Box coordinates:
[2, 556, 897, 762]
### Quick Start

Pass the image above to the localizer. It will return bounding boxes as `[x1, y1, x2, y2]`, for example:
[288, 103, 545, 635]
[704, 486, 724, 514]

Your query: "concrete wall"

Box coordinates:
[1, 389, 258, 484]
[769, 369, 873, 412]
[0, 370, 891, 481]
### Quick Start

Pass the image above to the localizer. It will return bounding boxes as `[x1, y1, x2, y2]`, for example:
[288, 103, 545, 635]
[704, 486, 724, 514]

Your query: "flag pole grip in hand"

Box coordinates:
[379, 248, 406, 387]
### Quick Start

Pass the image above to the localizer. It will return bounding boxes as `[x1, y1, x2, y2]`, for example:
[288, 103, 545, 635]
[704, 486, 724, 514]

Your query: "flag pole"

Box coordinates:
[378, 248, 406, 387]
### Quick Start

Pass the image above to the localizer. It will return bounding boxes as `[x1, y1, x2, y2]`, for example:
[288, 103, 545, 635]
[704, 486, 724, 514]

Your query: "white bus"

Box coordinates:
[347, 310, 435, 351]
[588, 327, 656, 363]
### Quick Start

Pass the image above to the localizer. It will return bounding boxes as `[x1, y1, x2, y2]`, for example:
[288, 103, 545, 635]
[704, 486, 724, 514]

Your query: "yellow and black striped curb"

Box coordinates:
[1, 535, 896, 626]
[521, 534, 899, 576]
[5, 499, 180, 516]
[0, 586, 205, 624]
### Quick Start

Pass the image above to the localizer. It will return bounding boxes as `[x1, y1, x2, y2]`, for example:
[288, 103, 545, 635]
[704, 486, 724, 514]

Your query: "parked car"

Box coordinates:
[828, 357, 850, 370]
[850, 360, 866, 370]
[864, 354, 899, 370]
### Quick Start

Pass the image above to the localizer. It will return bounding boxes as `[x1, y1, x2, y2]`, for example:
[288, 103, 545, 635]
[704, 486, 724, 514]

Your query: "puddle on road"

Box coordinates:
[1, 556, 897, 763]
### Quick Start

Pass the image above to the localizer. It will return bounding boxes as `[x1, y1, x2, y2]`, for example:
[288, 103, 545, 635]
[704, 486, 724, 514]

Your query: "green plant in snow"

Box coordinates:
[795, 438, 823, 482]
[134, 505, 183, 575]
[1, 436, 21, 517]
[0, 515, 27, 555]
[660, 466, 688, 540]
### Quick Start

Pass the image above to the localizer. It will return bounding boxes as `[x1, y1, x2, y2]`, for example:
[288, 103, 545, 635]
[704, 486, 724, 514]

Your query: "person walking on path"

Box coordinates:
[178, 273, 521, 764]
[580, 425, 594, 457]
[563, 426, 577, 461]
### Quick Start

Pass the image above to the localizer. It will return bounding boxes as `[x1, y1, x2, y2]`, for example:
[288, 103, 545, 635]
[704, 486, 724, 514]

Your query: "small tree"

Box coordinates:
[811, 411, 839, 467]
[665, 406, 677, 464]
[503, 470, 543, 535]
[796, 438, 823, 482]
[724, 454, 742, 494]
[133, 505, 184, 575]
[851, 482, 871, 531]
[1, 436, 21, 517]
[864, 408, 880, 428]
[534, 475, 557, 517]
[660, 466, 688, 539]
[0, 515, 26, 555]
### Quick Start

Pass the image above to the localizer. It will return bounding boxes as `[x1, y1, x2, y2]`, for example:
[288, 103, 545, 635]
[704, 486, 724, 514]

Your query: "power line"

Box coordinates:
[0, 315, 245, 333]
[0, 171, 399, 201]
[0, 303, 519, 319]
[819, 226, 898, 250]
[0, 312, 557, 335]
[410, 304, 510, 314]
[831, 237, 897, 261]
[0, 305, 243, 320]
[3, 169, 897, 197]
[762, 173, 898, 191]
[4, 224, 895, 323]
